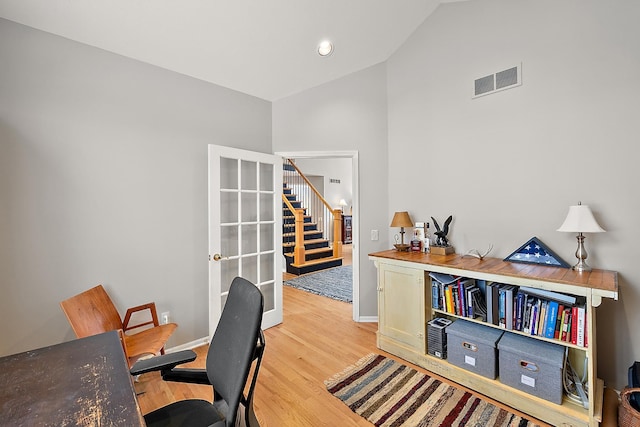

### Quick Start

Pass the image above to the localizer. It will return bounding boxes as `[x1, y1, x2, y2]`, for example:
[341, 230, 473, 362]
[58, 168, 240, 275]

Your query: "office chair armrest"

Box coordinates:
[161, 367, 211, 385]
[129, 349, 197, 376]
[123, 302, 161, 332]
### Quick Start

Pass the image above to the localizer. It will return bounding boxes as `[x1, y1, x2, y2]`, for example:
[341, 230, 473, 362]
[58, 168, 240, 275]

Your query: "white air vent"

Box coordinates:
[473, 64, 522, 98]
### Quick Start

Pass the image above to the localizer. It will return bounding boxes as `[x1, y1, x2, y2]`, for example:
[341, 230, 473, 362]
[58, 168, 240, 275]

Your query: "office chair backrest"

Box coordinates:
[207, 277, 264, 427]
[60, 285, 124, 338]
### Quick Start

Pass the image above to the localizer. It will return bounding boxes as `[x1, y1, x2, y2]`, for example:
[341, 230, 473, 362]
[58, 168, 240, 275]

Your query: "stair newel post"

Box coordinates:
[333, 208, 343, 259]
[294, 208, 306, 266]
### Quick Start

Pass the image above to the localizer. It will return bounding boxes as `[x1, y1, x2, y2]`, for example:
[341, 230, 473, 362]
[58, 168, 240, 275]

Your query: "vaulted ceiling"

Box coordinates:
[0, 0, 468, 100]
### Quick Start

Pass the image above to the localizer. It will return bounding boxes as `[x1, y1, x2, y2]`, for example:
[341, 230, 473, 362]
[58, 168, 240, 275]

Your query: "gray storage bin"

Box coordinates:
[446, 319, 504, 379]
[498, 332, 565, 404]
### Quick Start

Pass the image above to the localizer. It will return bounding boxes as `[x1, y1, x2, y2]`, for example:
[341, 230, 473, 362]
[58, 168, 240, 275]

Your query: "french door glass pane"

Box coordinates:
[260, 163, 274, 191]
[241, 192, 258, 222]
[259, 193, 273, 221]
[241, 255, 258, 283]
[241, 224, 258, 254]
[260, 253, 274, 282]
[220, 192, 238, 223]
[220, 225, 238, 257]
[220, 157, 238, 189]
[241, 160, 257, 191]
[260, 224, 274, 251]
[221, 258, 239, 293]
[261, 282, 274, 312]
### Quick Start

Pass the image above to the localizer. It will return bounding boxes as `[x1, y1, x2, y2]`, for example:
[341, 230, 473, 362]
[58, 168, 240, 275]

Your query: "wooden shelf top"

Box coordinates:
[369, 249, 618, 295]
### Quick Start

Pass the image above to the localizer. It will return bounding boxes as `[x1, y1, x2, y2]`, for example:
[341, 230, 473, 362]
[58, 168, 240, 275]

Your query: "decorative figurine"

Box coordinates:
[430, 215, 455, 255]
[431, 215, 452, 247]
[464, 244, 494, 260]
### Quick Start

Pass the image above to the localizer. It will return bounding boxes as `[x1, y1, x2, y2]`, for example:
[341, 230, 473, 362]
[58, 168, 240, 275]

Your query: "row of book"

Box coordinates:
[430, 273, 487, 322]
[430, 273, 588, 347]
[491, 284, 588, 347]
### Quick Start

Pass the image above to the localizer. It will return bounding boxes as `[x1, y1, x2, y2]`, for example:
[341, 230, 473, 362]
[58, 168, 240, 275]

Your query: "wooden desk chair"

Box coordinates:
[60, 284, 177, 367]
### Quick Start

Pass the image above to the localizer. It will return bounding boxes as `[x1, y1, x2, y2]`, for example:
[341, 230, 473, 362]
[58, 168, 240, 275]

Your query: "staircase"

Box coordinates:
[283, 163, 343, 276]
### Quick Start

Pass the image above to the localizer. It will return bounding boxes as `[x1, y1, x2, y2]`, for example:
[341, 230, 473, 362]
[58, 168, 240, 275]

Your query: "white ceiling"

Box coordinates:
[0, 1, 465, 101]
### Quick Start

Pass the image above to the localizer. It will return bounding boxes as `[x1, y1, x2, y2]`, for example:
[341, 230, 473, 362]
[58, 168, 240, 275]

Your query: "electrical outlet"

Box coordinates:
[161, 311, 170, 325]
[371, 229, 379, 241]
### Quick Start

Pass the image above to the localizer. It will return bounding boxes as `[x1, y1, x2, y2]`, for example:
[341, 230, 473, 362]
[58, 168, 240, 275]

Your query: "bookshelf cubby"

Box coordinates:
[370, 249, 618, 427]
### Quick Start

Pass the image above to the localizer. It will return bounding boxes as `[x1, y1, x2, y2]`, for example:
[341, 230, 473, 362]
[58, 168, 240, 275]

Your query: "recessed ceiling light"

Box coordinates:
[318, 40, 333, 57]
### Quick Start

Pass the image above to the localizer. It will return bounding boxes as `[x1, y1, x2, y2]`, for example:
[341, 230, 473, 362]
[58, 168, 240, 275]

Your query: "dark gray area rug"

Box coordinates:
[284, 265, 352, 303]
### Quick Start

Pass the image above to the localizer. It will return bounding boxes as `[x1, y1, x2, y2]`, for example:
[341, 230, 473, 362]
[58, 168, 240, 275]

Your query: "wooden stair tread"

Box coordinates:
[283, 230, 324, 237]
[289, 257, 343, 268]
[282, 238, 328, 247]
[283, 222, 317, 227]
[284, 247, 333, 257]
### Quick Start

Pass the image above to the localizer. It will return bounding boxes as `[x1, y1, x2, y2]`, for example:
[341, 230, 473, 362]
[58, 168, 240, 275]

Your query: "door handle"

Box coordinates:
[211, 253, 228, 261]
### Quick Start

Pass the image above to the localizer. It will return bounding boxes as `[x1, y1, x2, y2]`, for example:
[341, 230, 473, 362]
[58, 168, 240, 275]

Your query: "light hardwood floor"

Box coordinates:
[134, 261, 550, 426]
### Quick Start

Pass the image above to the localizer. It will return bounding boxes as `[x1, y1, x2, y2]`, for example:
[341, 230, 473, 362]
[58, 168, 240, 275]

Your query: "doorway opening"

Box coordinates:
[275, 150, 360, 321]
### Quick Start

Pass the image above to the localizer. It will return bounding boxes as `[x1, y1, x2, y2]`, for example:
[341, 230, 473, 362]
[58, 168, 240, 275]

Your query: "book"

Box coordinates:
[498, 286, 506, 329]
[514, 291, 525, 331]
[429, 272, 458, 286]
[576, 305, 586, 347]
[504, 285, 517, 330]
[457, 279, 474, 317]
[486, 283, 499, 325]
[529, 303, 538, 335]
[558, 308, 567, 340]
[544, 301, 559, 339]
[571, 305, 578, 345]
[431, 281, 440, 309]
[517, 286, 580, 306]
[533, 299, 543, 335]
[452, 286, 460, 315]
[523, 296, 534, 332]
[554, 304, 565, 339]
[469, 288, 487, 322]
[537, 300, 547, 336]
[445, 286, 455, 314]
[465, 283, 477, 318]
[562, 309, 571, 342]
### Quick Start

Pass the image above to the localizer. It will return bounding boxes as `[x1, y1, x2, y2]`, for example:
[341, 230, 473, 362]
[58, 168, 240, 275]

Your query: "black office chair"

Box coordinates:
[131, 277, 265, 427]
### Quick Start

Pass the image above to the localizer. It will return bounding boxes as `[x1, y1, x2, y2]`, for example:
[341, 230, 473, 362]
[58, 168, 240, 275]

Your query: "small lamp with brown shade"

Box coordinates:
[390, 211, 413, 251]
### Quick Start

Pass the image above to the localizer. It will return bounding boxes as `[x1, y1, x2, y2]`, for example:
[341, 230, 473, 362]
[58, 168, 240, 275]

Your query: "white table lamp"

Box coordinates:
[557, 202, 605, 272]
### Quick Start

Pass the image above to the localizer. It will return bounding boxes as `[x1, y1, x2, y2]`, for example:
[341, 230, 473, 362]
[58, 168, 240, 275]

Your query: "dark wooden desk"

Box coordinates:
[0, 330, 144, 426]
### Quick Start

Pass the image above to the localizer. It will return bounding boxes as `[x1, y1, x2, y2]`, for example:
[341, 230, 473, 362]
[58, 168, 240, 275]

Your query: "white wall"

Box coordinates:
[273, 63, 389, 318]
[0, 18, 272, 355]
[294, 158, 353, 212]
[387, 0, 640, 389]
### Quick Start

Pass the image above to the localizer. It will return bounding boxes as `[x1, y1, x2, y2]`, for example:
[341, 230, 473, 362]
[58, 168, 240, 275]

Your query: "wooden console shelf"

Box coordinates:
[369, 249, 618, 427]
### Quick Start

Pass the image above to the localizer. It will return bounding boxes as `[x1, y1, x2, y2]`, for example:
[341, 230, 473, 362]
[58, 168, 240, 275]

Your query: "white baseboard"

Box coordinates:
[165, 336, 210, 354]
[357, 316, 378, 323]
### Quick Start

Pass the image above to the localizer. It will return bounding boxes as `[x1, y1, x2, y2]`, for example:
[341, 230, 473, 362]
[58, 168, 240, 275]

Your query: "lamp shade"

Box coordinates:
[557, 204, 605, 233]
[339, 199, 348, 207]
[390, 211, 413, 228]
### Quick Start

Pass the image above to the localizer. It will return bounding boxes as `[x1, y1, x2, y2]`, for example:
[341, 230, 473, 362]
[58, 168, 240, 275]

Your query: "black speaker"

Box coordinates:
[427, 317, 452, 359]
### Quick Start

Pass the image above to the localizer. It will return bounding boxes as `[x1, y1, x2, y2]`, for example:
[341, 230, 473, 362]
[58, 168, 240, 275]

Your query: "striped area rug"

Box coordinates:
[325, 353, 539, 427]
